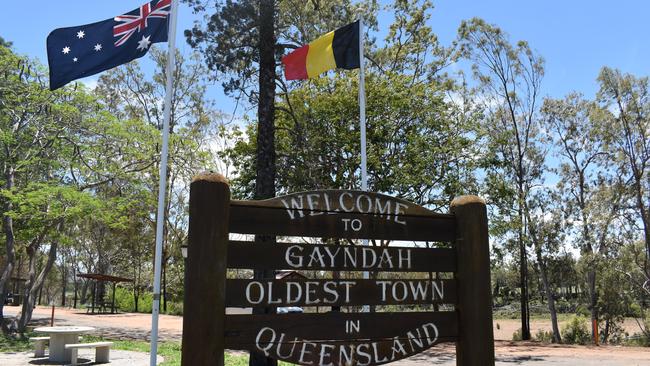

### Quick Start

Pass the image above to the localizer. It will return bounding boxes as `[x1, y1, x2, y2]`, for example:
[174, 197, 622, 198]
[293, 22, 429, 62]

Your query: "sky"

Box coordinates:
[1, 0, 649, 117]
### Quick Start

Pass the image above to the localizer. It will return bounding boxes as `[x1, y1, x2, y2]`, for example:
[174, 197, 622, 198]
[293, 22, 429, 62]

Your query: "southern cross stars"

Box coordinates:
[76, 30, 85, 39]
[136, 35, 151, 51]
[94, 43, 102, 51]
[62, 46, 70, 54]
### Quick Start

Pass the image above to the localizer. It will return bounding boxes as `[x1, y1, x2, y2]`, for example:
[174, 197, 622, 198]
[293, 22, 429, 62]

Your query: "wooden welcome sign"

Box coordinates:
[181, 172, 495, 366]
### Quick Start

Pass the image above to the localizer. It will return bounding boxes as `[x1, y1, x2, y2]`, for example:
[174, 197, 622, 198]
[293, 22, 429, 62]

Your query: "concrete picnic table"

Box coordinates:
[33, 325, 95, 363]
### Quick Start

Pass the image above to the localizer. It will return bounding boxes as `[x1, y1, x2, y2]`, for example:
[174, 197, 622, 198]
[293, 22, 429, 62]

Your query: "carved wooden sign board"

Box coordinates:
[182, 174, 495, 366]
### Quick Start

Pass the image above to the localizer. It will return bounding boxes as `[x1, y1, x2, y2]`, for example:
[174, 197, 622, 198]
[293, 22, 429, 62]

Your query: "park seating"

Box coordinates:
[65, 341, 113, 365]
[28, 336, 49, 357]
[29, 336, 84, 358]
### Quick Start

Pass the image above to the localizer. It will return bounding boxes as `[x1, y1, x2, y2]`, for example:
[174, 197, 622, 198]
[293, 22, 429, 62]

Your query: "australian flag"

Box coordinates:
[47, 0, 171, 90]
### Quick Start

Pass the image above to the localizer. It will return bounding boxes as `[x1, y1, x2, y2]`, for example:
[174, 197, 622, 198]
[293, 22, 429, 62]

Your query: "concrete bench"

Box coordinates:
[65, 341, 113, 365]
[29, 336, 84, 357]
[29, 337, 49, 357]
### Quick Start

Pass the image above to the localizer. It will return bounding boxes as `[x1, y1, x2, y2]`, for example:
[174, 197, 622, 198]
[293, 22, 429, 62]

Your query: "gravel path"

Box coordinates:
[0, 350, 163, 365]
[392, 342, 649, 366]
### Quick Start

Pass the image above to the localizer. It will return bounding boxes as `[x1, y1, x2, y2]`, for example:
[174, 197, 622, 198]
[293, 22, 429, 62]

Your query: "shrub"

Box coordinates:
[512, 328, 523, 341]
[575, 305, 590, 318]
[561, 315, 591, 344]
[534, 329, 554, 343]
[164, 301, 184, 316]
[601, 319, 628, 344]
[626, 310, 650, 346]
[113, 286, 153, 313]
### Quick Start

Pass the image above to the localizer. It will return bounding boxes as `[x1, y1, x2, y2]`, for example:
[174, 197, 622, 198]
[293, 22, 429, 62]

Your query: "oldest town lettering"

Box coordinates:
[225, 279, 453, 307]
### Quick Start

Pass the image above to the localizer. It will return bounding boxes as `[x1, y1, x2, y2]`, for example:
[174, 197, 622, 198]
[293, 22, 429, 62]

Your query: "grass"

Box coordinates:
[1, 334, 290, 366]
[0, 333, 34, 352]
[80, 337, 295, 365]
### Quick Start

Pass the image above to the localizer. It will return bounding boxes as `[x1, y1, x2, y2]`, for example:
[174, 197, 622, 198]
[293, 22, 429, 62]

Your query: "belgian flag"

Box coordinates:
[282, 21, 360, 80]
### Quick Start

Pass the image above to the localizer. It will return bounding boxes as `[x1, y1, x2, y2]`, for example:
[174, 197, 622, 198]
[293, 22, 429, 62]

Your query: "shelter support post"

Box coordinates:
[91, 282, 96, 314]
[111, 283, 116, 314]
[181, 173, 230, 366]
[451, 196, 495, 366]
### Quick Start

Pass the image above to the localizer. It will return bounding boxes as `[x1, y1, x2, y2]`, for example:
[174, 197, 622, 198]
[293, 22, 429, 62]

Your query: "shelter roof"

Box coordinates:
[77, 273, 133, 283]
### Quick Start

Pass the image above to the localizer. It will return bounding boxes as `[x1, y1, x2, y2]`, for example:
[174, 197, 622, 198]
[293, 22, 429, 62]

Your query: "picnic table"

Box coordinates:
[33, 325, 95, 362]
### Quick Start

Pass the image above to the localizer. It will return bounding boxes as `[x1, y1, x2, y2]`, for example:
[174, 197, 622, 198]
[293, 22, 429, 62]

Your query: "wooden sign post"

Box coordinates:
[182, 172, 495, 366]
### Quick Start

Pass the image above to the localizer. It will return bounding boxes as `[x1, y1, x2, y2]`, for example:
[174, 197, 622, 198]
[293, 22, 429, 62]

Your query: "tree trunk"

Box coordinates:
[162, 260, 167, 313]
[18, 226, 60, 333]
[134, 291, 139, 313]
[519, 229, 530, 340]
[535, 247, 561, 343]
[80, 280, 88, 306]
[633, 181, 650, 278]
[587, 268, 598, 341]
[73, 278, 78, 309]
[250, 1, 277, 366]
[0, 167, 16, 333]
[61, 260, 67, 307]
[602, 318, 610, 344]
[37, 285, 43, 306]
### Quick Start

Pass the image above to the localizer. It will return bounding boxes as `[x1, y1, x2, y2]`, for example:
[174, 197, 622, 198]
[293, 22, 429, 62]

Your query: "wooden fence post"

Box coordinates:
[451, 195, 495, 366]
[181, 172, 230, 366]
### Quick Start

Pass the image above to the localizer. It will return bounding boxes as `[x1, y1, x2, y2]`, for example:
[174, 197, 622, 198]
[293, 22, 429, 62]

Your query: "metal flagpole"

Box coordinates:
[358, 17, 370, 312]
[359, 18, 367, 193]
[150, 0, 178, 364]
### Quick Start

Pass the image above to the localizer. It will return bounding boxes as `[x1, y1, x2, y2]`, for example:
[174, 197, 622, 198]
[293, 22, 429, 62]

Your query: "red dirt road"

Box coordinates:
[4, 305, 649, 365]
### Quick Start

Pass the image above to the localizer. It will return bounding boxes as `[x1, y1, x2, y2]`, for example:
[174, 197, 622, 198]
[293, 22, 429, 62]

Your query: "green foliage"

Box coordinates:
[625, 310, 650, 346]
[112, 286, 183, 315]
[534, 329, 554, 343]
[113, 286, 152, 313]
[561, 315, 591, 345]
[224, 1, 478, 208]
[574, 305, 591, 318]
[184, 0, 377, 96]
[602, 319, 628, 345]
[164, 301, 184, 316]
[0, 332, 33, 352]
[0, 36, 12, 48]
[511, 328, 523, 341]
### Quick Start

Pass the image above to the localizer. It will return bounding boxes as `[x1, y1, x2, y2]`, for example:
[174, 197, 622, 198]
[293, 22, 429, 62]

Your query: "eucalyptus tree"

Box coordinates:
[0, 44, 120, 332]
[541, 93, 627, 341]
[458, 18, 546, 340]
[93, 49, 217, 311]
[0, 45, 71, 332]
[596, 68, 650, 291]
[525, 189, 564, 343]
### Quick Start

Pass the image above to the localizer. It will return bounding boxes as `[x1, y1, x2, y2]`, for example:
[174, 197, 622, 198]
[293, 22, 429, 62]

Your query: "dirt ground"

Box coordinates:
[4, 305, 649, 364]
[492, 316, 643, 341]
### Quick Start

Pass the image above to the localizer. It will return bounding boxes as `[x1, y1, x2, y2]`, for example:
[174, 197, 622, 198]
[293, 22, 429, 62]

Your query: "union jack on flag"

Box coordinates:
[47, 0, 172, 90]
[114, 0, 171, 46]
